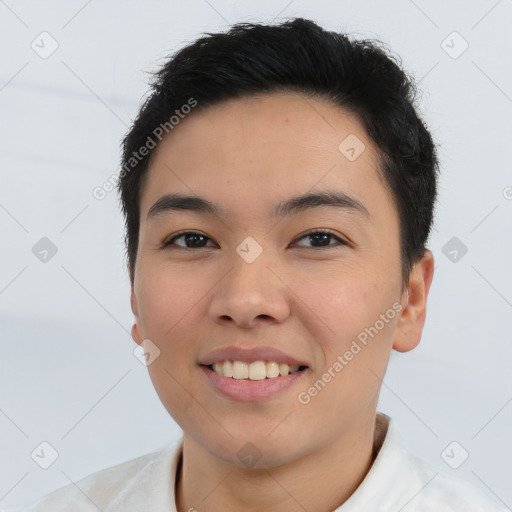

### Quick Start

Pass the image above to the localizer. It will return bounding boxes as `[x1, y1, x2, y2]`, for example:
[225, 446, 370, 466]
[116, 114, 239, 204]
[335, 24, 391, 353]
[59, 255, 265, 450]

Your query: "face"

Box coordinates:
[130, 92, 429, 468]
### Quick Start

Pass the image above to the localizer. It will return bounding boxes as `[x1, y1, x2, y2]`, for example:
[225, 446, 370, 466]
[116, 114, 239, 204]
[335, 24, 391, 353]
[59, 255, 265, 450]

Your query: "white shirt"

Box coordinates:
[3, 413, 507, 511]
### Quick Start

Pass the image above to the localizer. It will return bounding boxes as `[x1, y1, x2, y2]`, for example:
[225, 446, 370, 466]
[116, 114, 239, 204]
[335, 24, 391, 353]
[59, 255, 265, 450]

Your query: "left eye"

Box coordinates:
[162, 230, 347, 250]
[294, 230, 348, 249]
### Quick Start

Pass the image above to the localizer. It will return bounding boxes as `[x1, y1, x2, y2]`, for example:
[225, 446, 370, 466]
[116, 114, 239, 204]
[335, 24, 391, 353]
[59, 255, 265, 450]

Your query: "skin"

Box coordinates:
[130, 92, 434, 511]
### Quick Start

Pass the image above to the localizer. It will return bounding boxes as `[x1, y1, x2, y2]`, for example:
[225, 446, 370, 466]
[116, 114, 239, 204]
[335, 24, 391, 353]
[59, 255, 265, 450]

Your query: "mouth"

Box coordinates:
[198, 346, 310, 401]
[199, 361, 309, 402]
[202, 361, 309, 380]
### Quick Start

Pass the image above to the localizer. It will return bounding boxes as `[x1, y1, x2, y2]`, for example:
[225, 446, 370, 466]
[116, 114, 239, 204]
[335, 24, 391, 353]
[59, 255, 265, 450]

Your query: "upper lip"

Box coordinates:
[199, 346, 309, 367]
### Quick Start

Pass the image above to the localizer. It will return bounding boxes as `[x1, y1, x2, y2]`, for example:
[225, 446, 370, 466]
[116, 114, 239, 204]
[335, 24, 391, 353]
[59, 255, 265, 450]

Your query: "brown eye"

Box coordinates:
[163, 231, 215, 249]
[162, 229, 348, 251]
[294, 230, 348, 249]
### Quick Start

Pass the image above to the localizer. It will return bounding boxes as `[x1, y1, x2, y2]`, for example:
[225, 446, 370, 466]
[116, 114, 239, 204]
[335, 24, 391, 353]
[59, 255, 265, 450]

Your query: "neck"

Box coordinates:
[175, 412, 383, 512]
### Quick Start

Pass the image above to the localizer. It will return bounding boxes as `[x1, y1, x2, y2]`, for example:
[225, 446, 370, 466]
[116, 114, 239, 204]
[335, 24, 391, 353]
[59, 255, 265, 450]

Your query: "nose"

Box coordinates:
[208, 249, 291, 329]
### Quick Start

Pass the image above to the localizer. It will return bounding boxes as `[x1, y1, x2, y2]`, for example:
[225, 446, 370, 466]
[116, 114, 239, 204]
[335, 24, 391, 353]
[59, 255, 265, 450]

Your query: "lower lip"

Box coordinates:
[200, 365, 308, 402]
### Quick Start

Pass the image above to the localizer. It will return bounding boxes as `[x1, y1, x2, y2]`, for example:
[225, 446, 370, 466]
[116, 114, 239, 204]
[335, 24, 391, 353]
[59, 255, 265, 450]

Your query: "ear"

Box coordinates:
[393, 249, 435, 353]
[131, 284, 144, 346]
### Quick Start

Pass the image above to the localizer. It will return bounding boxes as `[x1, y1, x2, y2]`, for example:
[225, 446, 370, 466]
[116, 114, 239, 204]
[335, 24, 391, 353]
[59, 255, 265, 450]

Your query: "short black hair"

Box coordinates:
[117, 17, 439, 288]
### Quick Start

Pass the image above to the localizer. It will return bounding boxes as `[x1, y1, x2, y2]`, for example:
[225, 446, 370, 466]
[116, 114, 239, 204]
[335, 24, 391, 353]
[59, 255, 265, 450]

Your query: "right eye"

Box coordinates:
[162, 231, 216, 250]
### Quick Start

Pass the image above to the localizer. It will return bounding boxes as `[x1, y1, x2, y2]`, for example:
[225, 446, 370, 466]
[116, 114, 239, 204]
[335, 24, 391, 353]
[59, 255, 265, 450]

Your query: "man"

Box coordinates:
[8, 17, 506, 511]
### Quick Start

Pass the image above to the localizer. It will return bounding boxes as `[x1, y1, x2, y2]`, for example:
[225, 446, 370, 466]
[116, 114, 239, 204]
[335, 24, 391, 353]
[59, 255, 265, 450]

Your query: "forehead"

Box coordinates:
[139, 92, 396, 228]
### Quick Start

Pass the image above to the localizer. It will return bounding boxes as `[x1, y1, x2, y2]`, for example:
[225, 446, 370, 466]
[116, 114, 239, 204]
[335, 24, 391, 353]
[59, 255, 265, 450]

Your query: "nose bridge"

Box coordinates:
[209, 239, 290, 328]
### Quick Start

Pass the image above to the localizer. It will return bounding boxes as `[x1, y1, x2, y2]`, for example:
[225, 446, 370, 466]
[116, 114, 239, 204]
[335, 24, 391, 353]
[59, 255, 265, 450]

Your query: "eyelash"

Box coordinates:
[161, 229, 349, 250]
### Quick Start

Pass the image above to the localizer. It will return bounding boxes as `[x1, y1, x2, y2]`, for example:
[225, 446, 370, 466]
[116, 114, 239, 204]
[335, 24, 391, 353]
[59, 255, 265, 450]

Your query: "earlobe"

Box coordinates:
[131, 323, 143, 346]
[392, 249, 435, 353]
[130, 286, 144, 346]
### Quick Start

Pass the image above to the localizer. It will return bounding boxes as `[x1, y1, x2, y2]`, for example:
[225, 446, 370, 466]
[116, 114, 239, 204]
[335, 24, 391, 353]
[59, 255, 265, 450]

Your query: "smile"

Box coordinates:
[200, 363, 309, 402]
[209, 360, 307, 380]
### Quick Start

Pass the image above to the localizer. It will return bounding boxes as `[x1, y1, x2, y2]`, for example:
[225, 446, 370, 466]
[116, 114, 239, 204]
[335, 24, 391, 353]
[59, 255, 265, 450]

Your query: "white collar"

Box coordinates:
[102, 412, 504, 511]
[104, 412, 411, 511]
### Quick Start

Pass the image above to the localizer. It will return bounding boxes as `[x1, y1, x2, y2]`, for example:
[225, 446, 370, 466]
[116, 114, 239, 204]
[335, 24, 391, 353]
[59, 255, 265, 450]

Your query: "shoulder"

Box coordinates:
[363, 414, 508, 512]
[404, 452, 508, 512]
[2, 441, 180, 512]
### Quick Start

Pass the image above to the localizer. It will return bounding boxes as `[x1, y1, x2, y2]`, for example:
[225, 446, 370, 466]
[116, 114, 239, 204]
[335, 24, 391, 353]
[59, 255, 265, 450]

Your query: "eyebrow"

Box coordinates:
[146, 190, 370, 221]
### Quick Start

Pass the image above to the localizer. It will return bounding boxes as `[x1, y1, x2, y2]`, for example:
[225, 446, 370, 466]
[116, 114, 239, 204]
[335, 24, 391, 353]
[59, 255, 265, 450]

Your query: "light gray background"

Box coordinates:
[1, 0, 511, 509]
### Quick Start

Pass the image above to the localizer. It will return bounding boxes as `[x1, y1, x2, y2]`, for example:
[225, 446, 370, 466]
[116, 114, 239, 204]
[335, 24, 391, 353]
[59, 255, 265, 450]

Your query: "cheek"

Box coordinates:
[137, 268, 205, 427]
[333, 282, 399, 361]
[294, 267, 391, 345]
[294, 266, 398, 387]
[298, 291, 397, 432]
[136, 268, 202, 393]
[137, 265, 201, 336]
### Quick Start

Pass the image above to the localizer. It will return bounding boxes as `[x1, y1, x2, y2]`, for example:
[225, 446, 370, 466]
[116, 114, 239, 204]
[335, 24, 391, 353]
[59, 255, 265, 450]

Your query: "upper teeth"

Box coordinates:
[211, 361, 301, 380]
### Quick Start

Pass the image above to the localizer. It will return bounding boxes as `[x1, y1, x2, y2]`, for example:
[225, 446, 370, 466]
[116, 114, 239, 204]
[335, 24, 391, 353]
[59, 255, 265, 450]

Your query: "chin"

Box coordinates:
[201, 427, 306, 469]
